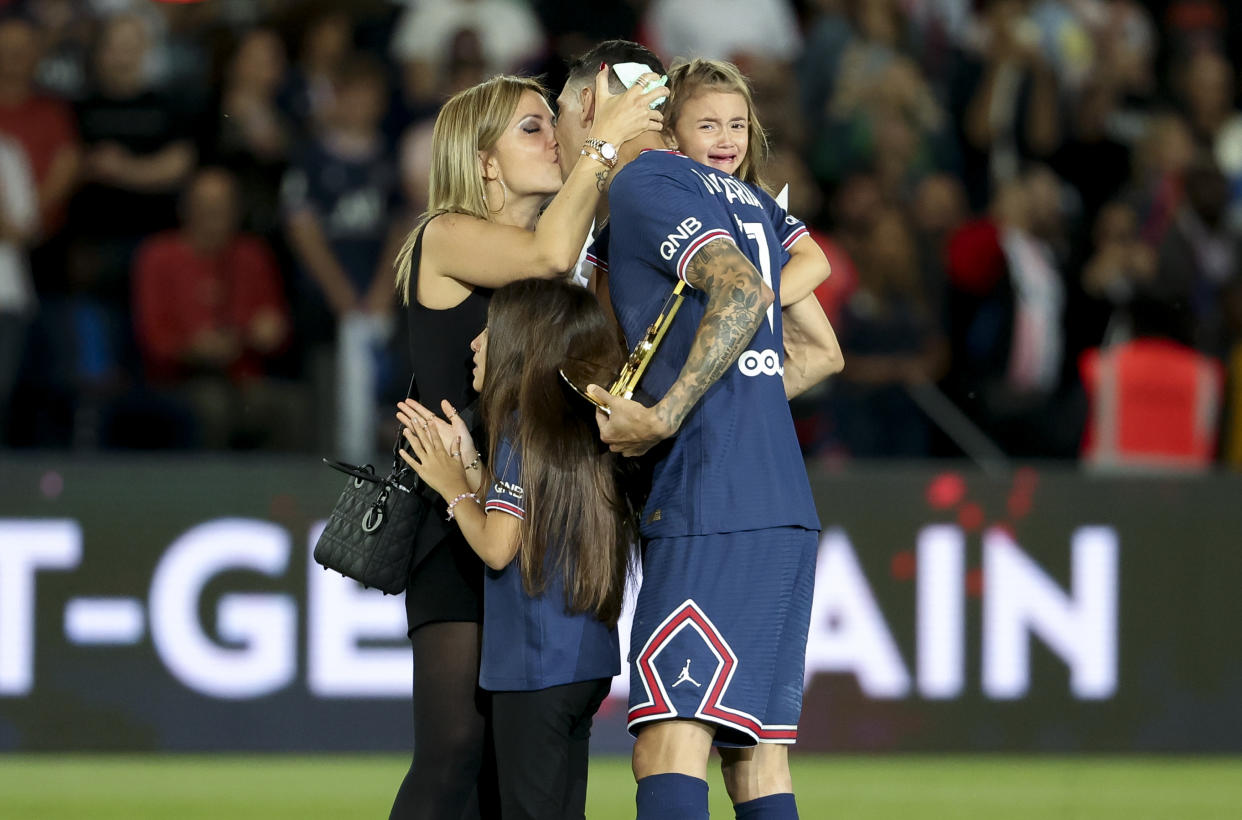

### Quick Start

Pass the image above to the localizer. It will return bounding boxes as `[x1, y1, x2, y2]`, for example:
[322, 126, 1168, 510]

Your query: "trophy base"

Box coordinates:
[558, 369, 611, 416]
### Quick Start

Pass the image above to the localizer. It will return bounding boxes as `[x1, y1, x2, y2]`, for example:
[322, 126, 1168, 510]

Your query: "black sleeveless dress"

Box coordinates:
[404, 222, 492, 632]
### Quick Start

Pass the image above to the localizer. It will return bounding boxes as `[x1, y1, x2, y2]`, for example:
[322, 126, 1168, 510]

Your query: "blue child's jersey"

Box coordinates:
[595, 150, 820, 538]
[478, 436, 621, 691]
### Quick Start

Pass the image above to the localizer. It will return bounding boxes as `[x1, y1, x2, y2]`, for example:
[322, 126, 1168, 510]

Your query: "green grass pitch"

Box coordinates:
[1, 754, 1238, 819]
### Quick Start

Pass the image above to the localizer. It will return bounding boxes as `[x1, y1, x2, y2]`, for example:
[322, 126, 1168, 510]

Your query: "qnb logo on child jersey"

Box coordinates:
[494, 479, 524, 499]
[738, 348, 783, 377]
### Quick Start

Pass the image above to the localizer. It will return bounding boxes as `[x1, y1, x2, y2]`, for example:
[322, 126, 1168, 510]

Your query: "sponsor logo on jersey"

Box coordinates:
[672, 659, 702, 688]
[659, 217, 704, 260]
[738, 348, 783, 377]
[494, 480, 524, 499]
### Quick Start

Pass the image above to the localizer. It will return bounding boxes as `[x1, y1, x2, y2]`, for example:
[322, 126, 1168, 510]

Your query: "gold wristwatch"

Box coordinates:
[581, 138, 618, 168]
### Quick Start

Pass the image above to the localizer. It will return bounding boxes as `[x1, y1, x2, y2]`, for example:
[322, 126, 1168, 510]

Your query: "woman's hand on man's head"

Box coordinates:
[589, 67, 668, 147]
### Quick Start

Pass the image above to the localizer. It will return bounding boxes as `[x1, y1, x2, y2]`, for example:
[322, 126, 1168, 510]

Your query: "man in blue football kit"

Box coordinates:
[554, 41, 823, 820]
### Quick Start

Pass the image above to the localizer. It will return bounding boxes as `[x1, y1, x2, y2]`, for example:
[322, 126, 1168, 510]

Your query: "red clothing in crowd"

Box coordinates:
[810, 229, 856, 326]
[133, 231, 288, 382]
[0, 95, 78, 231]
[1079, 338, 1224, 470]
[945, 217, 1005, 294]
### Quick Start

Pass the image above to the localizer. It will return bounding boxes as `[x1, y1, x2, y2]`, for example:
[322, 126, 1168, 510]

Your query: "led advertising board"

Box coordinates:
[1, 459, 1239, 752]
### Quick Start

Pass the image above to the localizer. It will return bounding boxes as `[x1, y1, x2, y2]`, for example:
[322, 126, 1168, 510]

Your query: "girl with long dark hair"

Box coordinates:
[398, 279, 635, 819]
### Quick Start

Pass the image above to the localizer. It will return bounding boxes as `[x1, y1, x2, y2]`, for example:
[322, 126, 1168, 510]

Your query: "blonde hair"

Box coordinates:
[664, 58, 770, 189]
[394, 75, 548, 303]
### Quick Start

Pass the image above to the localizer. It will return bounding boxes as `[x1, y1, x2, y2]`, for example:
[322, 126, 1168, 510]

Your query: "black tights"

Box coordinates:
[389, 621, 498, 819]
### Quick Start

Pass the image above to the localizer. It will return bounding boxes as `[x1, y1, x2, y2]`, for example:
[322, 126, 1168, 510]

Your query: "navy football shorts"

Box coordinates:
[626, 526, 819, 747]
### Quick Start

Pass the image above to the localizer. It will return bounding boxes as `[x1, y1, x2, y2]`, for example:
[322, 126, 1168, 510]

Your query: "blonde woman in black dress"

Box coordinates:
[388, 68, 666, 819]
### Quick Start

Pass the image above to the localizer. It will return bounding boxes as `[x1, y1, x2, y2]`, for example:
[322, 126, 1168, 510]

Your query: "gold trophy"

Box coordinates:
[562, 185, 788, 414]
[560, 281, 686, 415]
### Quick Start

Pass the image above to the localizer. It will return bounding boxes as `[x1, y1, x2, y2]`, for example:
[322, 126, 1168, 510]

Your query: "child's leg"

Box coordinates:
[562, 678, 611, 817]
[491, 678, 612, 820]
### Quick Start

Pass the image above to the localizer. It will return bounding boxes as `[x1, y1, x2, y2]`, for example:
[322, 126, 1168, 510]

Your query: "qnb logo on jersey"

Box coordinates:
[738, 349, 783, 377]
[494, 480, 524, 499]
[659, 217, 703, 260]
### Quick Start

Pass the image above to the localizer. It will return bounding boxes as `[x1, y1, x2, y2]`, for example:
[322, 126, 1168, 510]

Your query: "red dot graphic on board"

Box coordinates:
[891, 550, 916, 581]
[1007, 490, 1032, 519]
[958, 502, 985, 532]
[1013, 466, 1039, 492]
[927, 471, 966, 510]
[966, 567, 984, 598]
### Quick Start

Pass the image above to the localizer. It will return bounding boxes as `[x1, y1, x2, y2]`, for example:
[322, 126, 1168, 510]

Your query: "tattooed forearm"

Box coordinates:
[595, 169, 609, 192]
[655, 239, 773, 432]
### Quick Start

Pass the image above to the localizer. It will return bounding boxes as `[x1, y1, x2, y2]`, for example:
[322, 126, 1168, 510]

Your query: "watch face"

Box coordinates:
[600, 143, 618, 160]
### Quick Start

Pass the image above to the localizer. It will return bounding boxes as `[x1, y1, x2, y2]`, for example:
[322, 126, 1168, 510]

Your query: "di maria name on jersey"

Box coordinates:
[592, 150, 819, 538]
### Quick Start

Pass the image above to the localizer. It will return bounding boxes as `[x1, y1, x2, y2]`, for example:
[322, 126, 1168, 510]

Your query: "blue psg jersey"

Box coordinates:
[479, 436, 620, 691]
[280, 139, 401, 292]
[597, 150, 819, 538]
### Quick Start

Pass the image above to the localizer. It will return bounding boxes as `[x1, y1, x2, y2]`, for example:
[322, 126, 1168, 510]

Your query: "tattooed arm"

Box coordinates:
[588, 238, 773, 456]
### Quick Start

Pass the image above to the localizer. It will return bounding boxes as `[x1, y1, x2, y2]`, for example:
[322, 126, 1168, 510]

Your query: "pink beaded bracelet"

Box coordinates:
[446, 492, 478, 521]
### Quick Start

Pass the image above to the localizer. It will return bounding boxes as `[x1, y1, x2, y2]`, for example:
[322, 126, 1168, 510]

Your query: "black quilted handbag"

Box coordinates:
[313, 426, 433, 595]
[313, 373, 477, 594]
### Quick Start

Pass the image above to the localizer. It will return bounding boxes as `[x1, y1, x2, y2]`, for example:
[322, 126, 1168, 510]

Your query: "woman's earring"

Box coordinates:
[486, 178, 507, 213]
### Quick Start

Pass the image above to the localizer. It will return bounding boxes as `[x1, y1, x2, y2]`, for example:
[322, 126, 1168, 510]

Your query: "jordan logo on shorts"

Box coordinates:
[672, 658, 701, 688]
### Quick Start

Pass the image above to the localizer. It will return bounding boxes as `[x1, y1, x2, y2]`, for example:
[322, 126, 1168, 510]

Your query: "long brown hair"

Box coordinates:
[393, 74, 548, 304]
[480, 280, 635, 625]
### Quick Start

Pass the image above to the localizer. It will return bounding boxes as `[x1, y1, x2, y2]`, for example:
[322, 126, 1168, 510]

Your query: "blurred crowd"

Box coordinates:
[2, 0, 1241, 467]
